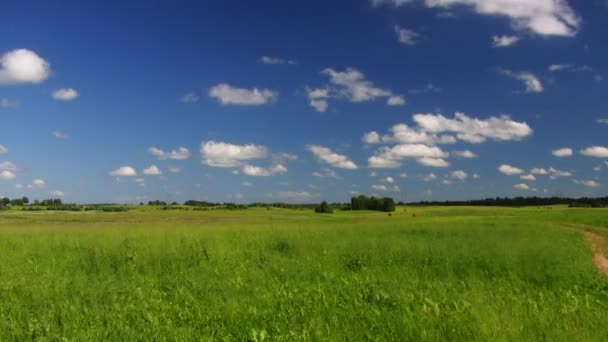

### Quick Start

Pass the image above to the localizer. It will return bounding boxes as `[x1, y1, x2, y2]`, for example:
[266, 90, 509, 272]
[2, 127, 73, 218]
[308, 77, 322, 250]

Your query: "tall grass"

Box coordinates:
[0, 206, 607, 340]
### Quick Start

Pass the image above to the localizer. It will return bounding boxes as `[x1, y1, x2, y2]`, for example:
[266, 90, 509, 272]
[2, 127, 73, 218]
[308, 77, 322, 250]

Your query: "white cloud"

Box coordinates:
[321, 67, 405, 105]
[307, 145, 358, 169]
[413, 112, 533, 143]
[548, 167, 572, 178]
[168, 166, 181, 173]
[580, 180, 601, 188]
[306, 87, 330, 112]
[451, 170, 468, 180]
[453, 150, 478, 158]
[0, 161, 16, 171]
[275, 191, 319, 203]
[372, 184, 388, 191]
[32, 179, 46, 188]
[369, 143, 449, 168]
[423, 173, 437, 182]
[135, 178, 145, 183]
[472, 173, 481, 179]
[499, 69, 544, 93]
[531, 168, 548, 175]
[200, 141, 268, 167]
[362, 131, 381, 144]
[52, 88, 79, 101]
[552, 147, 573, 157]
[385, 176, 395, 183]
[0, 98, 17, 108]
[424, 0, 580, 37]
[580, 146, 608, 158]
[143, 165, 162, 175]
[394, 25, 420, 45]
[520, 174, 536, 181]
[209, 83, 278, 105]
[499, 164, 524, 176]
[49, 190, 64, 197]
[181, 92, 200, 103]
[549, 64, 571, 72]
[312, 168, 339, 178]
[0, 145, 7, 154]
[514, 183, 530, 190]
[597, 118, 608, 125]
[148, 146, 191, 160]
[0, 170, 16, 180]
[242, 164, 287, 177]
[261, 56, 296, 65]
[387, 96, 406, 106]
[52, 130, 68, 139]
[492, 35, 519, 48]
[0, 49, 51, 85]
[372, 123, 457, 146]
[110, 166, 137, 177]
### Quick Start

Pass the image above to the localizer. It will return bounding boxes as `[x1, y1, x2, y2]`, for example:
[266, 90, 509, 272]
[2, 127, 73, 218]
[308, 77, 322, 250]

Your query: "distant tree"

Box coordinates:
[1, 197, 9, 205]
[315, 201, 333, 214]
[22, 197, 29, 205]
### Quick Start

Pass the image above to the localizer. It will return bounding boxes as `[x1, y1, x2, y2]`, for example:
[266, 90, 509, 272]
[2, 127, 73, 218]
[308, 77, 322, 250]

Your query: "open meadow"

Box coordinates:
[0, 205, 607, 340]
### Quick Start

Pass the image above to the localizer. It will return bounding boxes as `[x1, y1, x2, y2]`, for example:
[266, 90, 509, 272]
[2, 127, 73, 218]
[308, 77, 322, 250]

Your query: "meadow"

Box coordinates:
[0, 205, 607, 341]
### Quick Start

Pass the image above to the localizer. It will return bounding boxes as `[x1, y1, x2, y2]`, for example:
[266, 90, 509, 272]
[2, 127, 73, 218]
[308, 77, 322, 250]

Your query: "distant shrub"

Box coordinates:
[22, 207, 44, 211]
[47, 204, 82, 211]
[314, 201, 333, 214]
[351, 195, 396, 212]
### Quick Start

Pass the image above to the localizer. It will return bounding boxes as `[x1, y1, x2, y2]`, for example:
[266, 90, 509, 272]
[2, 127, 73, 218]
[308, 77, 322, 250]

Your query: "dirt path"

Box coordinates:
[585, 231, 608, 276]
[559, 223, 608, 276]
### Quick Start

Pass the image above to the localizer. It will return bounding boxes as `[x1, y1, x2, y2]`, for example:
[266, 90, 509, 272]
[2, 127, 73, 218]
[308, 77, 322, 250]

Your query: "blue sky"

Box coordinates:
[1, 0, 607, 203]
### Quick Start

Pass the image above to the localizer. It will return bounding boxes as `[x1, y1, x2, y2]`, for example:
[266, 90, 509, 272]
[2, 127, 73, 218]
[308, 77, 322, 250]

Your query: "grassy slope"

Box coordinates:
[0, 206, 607, 341]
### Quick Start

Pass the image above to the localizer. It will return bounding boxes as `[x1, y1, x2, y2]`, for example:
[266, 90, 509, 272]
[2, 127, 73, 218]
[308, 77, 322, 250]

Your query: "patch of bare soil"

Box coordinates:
[584, 231, 608, 276]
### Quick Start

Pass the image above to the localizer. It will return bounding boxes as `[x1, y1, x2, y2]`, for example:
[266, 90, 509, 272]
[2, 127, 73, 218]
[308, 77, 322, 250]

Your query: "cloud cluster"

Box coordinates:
[369, 144, 450, 168]
[552, 147, 573, 157]
[394, 25, 420, 45]
[209, 83, 278, 105]
[110, 166, 137, 177]
[148, 146, 191, 160]
[0, 49, 51, 85]
[242, 164, 287, 177]
[261, 56, 296, 65]
[492, 35, 519, 48]
[499, 69, 544, 93]
[52, 88, 79, 101]
[200, 141, 268, 168]
[0, 145, 7, 154]
[373, 0, 580, 37]
[580, 146, 608, 158]
[307, 145, 358, 169]
[143, 165, 162, 175]
[308, 68, 405, 111]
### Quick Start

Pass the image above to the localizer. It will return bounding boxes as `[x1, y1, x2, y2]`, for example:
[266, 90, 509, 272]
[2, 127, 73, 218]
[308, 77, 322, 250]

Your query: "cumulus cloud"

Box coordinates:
[365, 123, 457, 146]
[520, 174, 536, 181]
[306, 87, 330, 112]
[451, 170, 468, 180]
[384, 176, 395, 183]
[0, 49, 51, 85]
[52, 88, 79, 101]
[580, 146, 608, 158]
[514, 183, 530, 190]
[110, 166, 137, 177]
[549, 64, 571, 72]
[242, 164, 287, 177]
[0, 145, 7, 154]
[548, 167, 572, 178]
[499, 164, 524, 176]
[307, 145, 358, 169]
[200, 141, 268, 167]
[181, 92, 200, 103]
[0, 161, 16, 171]
[579, 180, 601, 188]
[552, 147, 573, 157]
[143, 165, 162, 175]
[52, 130, 68, 139]
[362, 131, 381, 144]
[597, 118, 608, 125]
[49, 190, 64, 197]
[394, 25, 420, 45]
[32, 179, 46, 188]
[168, 166, 181, 173]
[261, 56, 296, 65]
[423, 173, 437, 182]
[369, 143, 449, 168]
[0, 98, 17, 108]
[209, 83, 278, 105]
[453, 150, 478, 158]
[148, 146, 191, 160]
[275, 191, 319, 203]
[499, 69, 544, 93]
[312, 168, 339, 178]
[0, 170, 16, 180]
[492, 35, 519, 48]
[320, 67, 405, 106]
[531, 168, 548, 175]
[413, 112, 533, 143]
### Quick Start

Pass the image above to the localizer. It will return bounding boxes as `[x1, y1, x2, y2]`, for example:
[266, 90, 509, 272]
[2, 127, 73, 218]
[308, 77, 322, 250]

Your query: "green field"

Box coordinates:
[1, 206, 607, 340]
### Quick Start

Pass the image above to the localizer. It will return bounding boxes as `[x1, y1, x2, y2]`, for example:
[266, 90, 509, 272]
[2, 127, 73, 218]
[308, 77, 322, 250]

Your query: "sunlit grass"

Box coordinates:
[0, 206, 607, 340]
